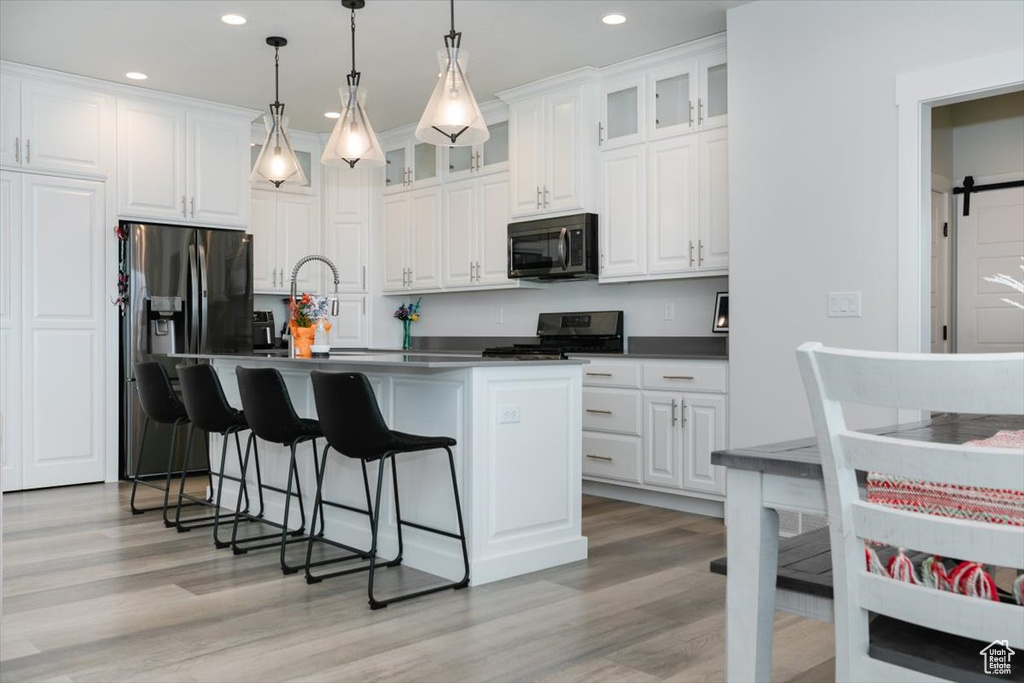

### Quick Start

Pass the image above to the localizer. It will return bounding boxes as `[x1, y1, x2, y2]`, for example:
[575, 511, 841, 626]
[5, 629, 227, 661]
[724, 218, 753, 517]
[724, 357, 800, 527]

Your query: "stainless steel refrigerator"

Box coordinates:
[120, 221, 253, 478]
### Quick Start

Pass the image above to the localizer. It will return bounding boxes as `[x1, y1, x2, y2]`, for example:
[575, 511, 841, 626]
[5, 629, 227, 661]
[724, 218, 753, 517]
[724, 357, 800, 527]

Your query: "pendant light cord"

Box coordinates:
[273, 46, 281, 107]
[445, 0, 461, 48]
[347, 7, 361, 86]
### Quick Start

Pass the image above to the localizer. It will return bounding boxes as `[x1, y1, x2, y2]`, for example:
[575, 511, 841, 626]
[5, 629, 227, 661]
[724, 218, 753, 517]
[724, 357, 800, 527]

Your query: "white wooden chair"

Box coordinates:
[796, 343, 1024, 682]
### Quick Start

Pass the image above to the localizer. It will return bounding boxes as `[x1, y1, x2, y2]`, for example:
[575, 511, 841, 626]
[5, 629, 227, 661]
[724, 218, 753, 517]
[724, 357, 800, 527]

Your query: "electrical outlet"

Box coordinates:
[496, 307, 504, 324]
[664, 302, 675, 321]
[828, 291, 862, 318]
[498, 405, 520, 424]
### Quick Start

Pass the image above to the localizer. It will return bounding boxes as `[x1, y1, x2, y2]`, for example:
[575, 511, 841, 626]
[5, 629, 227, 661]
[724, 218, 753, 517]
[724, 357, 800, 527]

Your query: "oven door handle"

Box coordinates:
[558, 227, 568, 270]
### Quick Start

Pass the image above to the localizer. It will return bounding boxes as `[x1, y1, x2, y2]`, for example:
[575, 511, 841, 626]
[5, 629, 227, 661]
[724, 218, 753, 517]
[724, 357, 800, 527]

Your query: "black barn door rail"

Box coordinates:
[953, 175, 1024, 216]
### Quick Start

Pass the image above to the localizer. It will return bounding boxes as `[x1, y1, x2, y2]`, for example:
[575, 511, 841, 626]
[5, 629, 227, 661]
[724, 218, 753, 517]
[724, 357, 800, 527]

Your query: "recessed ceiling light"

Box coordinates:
[220, 13, 248, 26]
[324, 111, 341, 119]
[125, 72, 148, 80]
[601, 13, 627, 25]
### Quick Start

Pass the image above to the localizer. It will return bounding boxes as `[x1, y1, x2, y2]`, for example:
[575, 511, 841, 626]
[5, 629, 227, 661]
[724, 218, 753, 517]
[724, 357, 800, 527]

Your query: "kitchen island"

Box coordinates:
[172, 352, 588, 585]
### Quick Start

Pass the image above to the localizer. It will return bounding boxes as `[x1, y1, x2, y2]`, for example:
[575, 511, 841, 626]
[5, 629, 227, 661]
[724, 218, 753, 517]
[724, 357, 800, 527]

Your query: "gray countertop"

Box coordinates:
[170, 351, 588, 369]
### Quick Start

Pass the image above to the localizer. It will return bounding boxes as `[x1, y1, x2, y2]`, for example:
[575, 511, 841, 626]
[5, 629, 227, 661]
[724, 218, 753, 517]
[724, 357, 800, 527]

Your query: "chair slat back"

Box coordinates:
[796, 342, 1024, 680]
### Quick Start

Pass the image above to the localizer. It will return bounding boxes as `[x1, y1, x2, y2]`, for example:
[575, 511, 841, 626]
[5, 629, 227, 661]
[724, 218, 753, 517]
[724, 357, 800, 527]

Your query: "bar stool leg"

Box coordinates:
[389, 457, 405, 567]
[279, 441, 305, 574]
[445, 446, 471, 589]
[161, 418, 186, 527]
[212, 428, 237, 548]
[303, 443, 332, 575]
[230, 433, 255, 554]
[366, 455, 391, 609]
[235, 431, 251, 515]
[129, 416, 151, 514]
[172, 424, 198, 530]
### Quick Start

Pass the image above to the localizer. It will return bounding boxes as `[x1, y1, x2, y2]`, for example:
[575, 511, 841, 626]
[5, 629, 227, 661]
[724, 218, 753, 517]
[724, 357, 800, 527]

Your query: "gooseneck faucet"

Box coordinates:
[290, 254, 341, 316]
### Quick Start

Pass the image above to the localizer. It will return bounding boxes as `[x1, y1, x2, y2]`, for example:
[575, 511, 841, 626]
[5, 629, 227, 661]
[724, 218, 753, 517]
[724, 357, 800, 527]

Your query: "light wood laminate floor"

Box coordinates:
[1, 482, 834, 682]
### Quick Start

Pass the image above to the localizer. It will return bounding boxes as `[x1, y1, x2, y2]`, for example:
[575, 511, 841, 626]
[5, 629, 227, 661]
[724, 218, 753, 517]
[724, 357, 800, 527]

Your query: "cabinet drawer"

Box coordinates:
[583, 388, 641, 435]
[581, 361, 640, 388]
[582, 433, 642, 483]
[642, 362, 727, 393]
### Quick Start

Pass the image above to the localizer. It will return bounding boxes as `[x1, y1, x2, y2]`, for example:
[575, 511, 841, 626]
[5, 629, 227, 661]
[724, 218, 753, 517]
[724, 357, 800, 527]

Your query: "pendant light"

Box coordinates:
[415, 0, 489, 147]
[250, 37, 307, 188]
[322, 0, 384, 168]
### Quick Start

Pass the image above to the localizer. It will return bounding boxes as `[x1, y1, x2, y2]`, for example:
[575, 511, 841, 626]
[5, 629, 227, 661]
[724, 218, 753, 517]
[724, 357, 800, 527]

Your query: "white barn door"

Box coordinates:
[956, 186, 1024, 352]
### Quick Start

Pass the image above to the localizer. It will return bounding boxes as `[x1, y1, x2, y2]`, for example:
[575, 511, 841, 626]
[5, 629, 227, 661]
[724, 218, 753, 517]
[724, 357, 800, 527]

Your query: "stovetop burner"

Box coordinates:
[481, 310, 624, 360]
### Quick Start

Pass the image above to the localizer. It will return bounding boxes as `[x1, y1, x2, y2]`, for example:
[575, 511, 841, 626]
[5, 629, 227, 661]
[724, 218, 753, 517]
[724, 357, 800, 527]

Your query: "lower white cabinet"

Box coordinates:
[1, 171, 107, 491]
[581, 358, 727, 502]
[251, 189, 319, 294]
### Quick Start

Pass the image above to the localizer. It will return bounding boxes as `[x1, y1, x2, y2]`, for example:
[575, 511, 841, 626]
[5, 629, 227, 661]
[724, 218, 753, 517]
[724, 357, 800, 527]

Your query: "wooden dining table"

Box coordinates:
[711, 413, 1024, 683]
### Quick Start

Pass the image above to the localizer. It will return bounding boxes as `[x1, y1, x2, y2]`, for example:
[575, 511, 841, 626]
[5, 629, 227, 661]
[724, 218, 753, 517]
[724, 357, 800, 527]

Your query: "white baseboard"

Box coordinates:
[583, 480, 725, 518]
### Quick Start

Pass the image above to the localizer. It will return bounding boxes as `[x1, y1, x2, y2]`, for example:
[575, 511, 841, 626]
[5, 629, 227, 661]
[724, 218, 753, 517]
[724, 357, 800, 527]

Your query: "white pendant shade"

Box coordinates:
[322, 85, 385, 168]
[250, 111, 306, 188]
[415, 47, 489, 147]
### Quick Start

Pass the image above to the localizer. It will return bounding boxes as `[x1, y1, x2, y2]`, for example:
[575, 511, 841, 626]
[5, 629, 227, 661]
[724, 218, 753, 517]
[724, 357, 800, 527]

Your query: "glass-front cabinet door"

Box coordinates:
[600, 75, 645, 149]
[443, 119, 509, 181]
[648, 61, 697, 140]
[411, 141, 437, 185]
[384, 144, 407, 192]
[698, 51, 728, 130]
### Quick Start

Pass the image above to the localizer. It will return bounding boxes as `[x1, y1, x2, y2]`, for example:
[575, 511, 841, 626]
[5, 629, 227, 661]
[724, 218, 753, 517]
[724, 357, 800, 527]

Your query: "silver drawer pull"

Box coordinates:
[586, 454, 613, 461]
[663, 375, 695, 380]
[585, 409, 612, 415]
[586, 372, 613, 377]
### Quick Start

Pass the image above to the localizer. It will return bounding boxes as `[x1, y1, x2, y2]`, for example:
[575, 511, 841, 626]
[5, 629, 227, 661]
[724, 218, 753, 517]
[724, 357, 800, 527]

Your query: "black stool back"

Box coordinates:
[178, 364, 246, 434]
[135, 361, 187, 424]
[311, 372, 392, 461]
[236, 366, 319, 445]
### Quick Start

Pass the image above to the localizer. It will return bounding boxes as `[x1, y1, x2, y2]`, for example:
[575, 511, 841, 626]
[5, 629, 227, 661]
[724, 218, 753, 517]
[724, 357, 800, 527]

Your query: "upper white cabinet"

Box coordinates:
[383, 133, 439, 193]
[382, 187, 442, 293]
[599, 74, 645, 150]
[0, 75, 112, 177]
[504, 79, 598, 219]
[443, 119, 509, 181]
[251, 189, 319, 294]
[442, 174, 513, 288]
[117, 98, 250, 228]
[322, 164, 370, 293]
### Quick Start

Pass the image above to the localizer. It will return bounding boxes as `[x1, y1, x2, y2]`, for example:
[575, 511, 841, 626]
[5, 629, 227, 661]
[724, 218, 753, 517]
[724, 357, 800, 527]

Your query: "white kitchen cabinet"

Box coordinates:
[681, 392, 727, 495]
[599, 74, 645, 150]
[442, 173, 513, 289]
[117, 98, 249, 228]
[698, 127, 729, 270]
[507, 84, 595, 219]
[697, 51, 728, 131]
[2, 171, 107, 491]
[581, 358, 728, 506]
[600, 143, 646, 278]
[250, 189, 319, 295]
[642, 391, 685, 490]
[323, 294, 368, 348]
[646, 50, 727, 140]
[444, 119, 509, 181]
[0, 76, 113, 177]
[648, 134, 699, 274]
[322, 164, 369, 293]
[383, 134, 438, 193]
[382, 187, 442, 293]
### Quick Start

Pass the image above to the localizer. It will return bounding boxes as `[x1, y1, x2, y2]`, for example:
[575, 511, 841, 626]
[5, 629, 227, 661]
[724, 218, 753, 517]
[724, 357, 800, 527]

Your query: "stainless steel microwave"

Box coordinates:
[507, 213, 598, 280]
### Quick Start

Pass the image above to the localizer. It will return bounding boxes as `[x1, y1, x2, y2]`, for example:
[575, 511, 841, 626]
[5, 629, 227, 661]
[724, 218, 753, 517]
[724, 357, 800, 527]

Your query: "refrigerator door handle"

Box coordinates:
[198, 243, 209, 353]
[188, 244, 199, 353]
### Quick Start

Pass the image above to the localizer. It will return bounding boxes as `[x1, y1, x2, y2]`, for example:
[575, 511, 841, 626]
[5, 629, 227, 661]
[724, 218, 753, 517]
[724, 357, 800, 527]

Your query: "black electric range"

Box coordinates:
[482, 311, 624, 360]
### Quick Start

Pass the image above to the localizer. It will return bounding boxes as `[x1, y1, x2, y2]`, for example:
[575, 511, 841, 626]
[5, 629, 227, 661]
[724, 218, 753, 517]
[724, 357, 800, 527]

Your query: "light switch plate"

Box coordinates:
[828, 291, 862, 317]
[499, 405, 520, 423]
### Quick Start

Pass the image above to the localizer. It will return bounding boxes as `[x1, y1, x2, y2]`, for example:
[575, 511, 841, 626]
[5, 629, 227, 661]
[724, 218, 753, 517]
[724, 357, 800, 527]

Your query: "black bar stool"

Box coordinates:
[233, 366, 322, 574]
[130, 361, 201, 526]
[309, 371, 470, 610]
[174, 363, 260, 543]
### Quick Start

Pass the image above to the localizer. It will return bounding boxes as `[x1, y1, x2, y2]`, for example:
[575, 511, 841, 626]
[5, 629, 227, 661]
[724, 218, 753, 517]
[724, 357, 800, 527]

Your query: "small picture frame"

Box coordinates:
[712, 292, 729, 333]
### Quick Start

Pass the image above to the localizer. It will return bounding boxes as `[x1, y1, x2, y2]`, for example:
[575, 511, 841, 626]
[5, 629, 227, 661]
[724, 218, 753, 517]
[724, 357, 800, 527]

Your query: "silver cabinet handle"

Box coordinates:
[585, 372, 612, 377]
[671, 399, 678, 425]
[689, 101, 694, 128]
[24, 139, 30, 164]
[182, 196, 187, 218]
[475, 151, 481, 171]
[362, 297, 366, 314]
[698, 98, 704, 125]
[13, 137, 19, 163]
[362, 265, 366, 290]
[544, 186, 550, 208]
[190, 196, 195, 218]
[272, 268, 276, 288]
[536, 186, 541, 209]
[476, 261, 481, 281]
[598, 122, 604, 146]
[585, 408, 613, 415]
[688, 240, 694, 267]
[698, 240, 704, 266]
[586, 454, 613, 461]
[663, 375, 695, 380]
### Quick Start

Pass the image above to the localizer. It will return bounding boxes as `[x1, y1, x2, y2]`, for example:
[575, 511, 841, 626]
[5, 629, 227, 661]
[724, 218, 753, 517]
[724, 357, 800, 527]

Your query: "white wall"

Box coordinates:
[727, 0, 1024, 447]
[932, 105, 953, 182]
[371, 277, 728, 346]
[949, 91, 1024, 180]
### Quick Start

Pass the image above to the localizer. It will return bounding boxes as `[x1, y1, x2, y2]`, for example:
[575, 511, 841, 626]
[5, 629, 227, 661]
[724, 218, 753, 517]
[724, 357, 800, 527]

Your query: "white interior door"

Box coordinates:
[0, 171, 23, 491]
[930, 189, 951, 353]
[956, 186, 1024, 352]
[21, 174, 106, 489]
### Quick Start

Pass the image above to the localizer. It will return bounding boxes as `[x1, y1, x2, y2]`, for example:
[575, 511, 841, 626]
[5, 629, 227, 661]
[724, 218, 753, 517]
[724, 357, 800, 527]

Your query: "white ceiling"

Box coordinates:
[0, 0, 746, 133]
